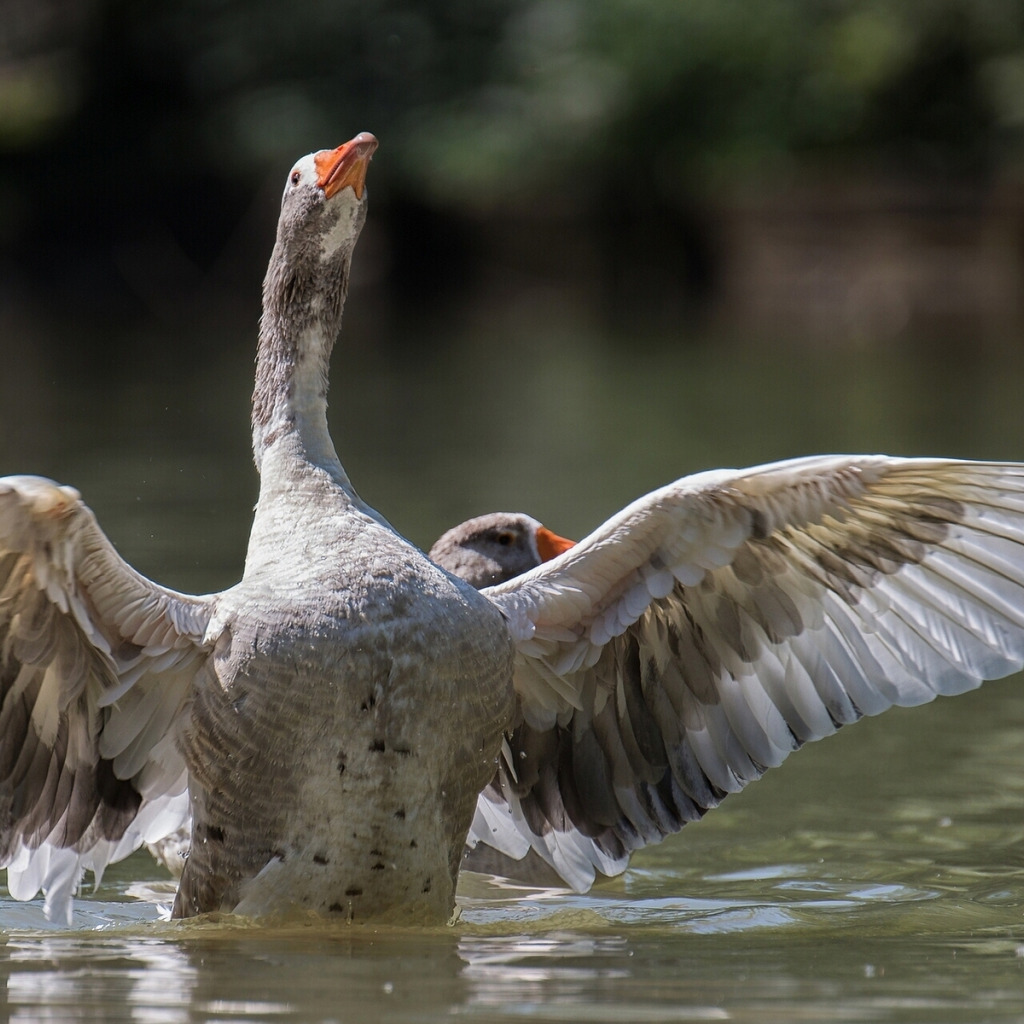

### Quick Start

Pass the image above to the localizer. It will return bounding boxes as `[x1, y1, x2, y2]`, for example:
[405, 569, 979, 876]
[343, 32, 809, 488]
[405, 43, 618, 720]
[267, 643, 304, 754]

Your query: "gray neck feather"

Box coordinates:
[250, 235, 352, 474]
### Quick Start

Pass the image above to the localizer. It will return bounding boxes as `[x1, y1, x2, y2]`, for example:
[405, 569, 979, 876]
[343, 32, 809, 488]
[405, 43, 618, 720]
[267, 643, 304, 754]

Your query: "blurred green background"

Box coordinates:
[3, 0, 1024, 592]
[5, 0, 1024, 341]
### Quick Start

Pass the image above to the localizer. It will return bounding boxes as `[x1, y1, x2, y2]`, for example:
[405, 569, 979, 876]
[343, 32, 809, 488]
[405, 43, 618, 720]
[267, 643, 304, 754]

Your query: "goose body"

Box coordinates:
[146, 512, 574, 879]
[5, 135, 1024, 925]
[179, 492, 513, 919]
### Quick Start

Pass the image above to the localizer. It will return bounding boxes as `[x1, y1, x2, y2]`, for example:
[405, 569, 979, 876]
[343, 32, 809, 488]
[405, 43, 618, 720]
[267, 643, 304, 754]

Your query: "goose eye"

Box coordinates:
[290, 170, 301, 186]
[496, 532, 515, 546]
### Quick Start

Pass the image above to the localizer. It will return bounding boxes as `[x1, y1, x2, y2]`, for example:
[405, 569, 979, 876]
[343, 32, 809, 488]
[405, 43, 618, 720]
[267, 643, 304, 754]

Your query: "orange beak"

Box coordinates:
[535, 525, 575, 562]
[315, 132, 378, 200]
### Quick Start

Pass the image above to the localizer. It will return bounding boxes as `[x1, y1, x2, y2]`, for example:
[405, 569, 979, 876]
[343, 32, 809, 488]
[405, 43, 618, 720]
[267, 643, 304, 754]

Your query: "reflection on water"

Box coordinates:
[4, 848, 1024, 1024]
[2, 324, 1024, 1021]
[5, 935, 194, 1024]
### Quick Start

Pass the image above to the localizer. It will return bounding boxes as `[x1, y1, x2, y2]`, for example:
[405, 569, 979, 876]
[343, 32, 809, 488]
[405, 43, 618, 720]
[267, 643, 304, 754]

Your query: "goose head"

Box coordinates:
[429, 512, 575, 589]
[262, 132, 378, 332]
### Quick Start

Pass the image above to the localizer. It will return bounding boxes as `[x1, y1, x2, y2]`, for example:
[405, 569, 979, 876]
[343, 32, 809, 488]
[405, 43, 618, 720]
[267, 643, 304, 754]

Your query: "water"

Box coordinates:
[1, 314, 1024, 1022]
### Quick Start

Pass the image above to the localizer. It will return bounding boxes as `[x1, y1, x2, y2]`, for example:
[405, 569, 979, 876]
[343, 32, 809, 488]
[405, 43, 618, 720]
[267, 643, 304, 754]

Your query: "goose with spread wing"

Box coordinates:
[5, 134, 1024, 926]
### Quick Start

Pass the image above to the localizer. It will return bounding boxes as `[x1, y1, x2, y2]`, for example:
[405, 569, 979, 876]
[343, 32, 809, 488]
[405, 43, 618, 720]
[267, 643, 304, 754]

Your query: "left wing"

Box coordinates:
[0, 476, 215, 920]
[468, 456, 1024, 889]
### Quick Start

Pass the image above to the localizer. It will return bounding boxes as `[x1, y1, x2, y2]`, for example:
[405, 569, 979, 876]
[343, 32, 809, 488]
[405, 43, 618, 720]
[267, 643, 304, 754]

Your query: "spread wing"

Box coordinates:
[470, 456, 1024, 889]
[0, 476, 215, 920]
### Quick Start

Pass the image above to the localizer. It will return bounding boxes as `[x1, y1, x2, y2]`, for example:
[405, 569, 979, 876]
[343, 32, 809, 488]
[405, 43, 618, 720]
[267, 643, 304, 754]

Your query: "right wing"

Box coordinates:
[470, 457, 1024, 889]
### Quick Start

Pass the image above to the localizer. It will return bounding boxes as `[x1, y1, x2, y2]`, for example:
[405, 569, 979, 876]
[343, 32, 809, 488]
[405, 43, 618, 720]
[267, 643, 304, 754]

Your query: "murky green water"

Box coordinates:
[1, 315, 1024, 1022]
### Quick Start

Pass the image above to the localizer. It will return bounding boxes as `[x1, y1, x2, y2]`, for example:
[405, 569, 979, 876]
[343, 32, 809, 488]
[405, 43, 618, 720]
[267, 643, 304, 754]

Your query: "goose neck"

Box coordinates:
[250, 250, 351, 476]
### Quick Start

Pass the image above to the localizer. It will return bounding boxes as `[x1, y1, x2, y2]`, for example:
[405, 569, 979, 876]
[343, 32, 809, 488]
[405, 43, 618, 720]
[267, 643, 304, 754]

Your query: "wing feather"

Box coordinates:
[0, 475, 213, 921]
[469, 456, 1024, 889]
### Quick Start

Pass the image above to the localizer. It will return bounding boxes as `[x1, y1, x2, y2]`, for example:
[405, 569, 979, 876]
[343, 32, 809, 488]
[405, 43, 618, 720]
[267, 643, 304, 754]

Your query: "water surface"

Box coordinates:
[1, 320, 1023, 1022]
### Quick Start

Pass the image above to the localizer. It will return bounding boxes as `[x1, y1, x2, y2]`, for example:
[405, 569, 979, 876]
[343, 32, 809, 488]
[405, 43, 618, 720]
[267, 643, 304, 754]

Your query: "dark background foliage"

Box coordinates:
[4, 0, 1024, 351]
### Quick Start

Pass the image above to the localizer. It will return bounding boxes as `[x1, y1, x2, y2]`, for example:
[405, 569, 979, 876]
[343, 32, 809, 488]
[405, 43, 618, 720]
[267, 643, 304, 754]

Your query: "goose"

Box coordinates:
[5, 134, 1024, 926]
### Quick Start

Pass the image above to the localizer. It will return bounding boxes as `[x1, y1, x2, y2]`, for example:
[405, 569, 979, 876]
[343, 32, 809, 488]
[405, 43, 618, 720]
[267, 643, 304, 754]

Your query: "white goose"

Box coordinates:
[4, 134, 1024, 926]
